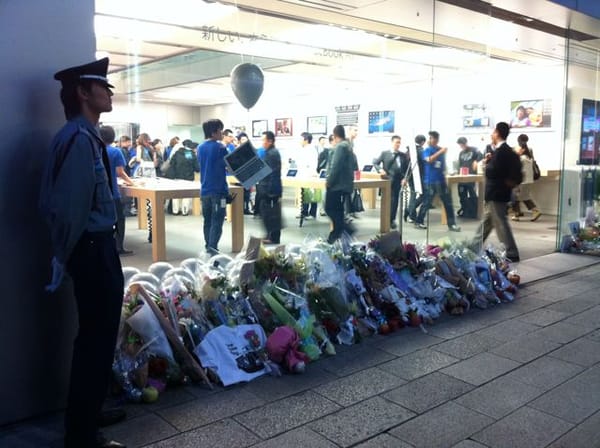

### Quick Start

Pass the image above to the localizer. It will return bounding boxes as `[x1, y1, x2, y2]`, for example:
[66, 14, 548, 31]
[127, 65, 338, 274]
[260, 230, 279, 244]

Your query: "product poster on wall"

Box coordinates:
[275, 118, 293, 136]
[462, 104, 490, 128]
[580, 99, 600, 165]
[307, 115, 327, 135]
[368, 110, 395, 134]
[509, 99, 552, 128]
[252, 119, 268, 138]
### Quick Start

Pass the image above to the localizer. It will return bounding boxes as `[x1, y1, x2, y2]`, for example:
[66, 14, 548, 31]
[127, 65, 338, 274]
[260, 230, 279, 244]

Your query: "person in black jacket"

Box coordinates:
[472, 122, 522, 262]
[373, 135, 410, 229]
[257, 131, 282, 244]
[326, 125, 355, 244]
[170, 139, 200, 215]
[404, 135, 426, 223]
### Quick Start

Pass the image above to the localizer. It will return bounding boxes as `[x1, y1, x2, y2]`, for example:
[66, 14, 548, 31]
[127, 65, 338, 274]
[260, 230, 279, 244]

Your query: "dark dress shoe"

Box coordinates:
[118, 249, 133, 256]
[98, 408, 126, 427]
[96, 433, 127, 448]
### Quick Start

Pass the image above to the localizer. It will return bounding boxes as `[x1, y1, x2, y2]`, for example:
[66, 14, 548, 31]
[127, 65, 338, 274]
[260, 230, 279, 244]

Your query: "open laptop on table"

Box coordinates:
[224, 141, 272, 189]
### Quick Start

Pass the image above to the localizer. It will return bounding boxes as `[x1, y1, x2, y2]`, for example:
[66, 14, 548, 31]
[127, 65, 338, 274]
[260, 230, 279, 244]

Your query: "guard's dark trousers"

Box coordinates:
[64, 231, 124, 448]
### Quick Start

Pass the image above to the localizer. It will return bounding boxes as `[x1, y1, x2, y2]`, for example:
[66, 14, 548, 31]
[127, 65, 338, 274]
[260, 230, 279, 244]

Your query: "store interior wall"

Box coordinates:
[0, 0, 96, 425]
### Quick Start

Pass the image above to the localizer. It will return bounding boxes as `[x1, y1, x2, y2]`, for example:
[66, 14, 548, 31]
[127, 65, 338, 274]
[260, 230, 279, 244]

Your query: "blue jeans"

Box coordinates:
[416, 181, 456, 227]
[201, 194, 227, 253]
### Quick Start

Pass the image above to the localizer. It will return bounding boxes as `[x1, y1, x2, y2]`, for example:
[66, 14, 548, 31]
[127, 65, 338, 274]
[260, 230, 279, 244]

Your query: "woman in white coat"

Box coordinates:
[511, 134, 541, 222]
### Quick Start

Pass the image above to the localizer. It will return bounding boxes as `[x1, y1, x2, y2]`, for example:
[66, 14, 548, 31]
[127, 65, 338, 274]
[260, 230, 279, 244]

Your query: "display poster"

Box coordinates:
[509, 99, 552, 128]
[368, 110, 395, 134]
[462, 104, 489, 128]
[580, 99, 600, 165]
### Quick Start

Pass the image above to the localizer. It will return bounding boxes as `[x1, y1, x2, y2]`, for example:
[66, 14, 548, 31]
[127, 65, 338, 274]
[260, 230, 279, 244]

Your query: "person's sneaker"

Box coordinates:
[406, 217, 415, 223]
[511, 215, 520, 221]
[531, 209, 542, 222]
[415, 223, 427, 229]
[95, 433, 127, 447]
[98, 408, 126, 427]
[118, 249, 134, 256]
[391, 221, 398, 230]
[320, 210, 327, 217]
[448, 224, 461, 232]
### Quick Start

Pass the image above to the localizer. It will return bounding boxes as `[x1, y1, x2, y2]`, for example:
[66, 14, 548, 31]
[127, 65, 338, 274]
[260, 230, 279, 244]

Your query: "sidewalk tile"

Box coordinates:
[251, 427, 337, 448]
[549, 338, 600, 367]
[588, 329, 600, 342]
[314, 367, 405, 406]
[310, 396, 414, 447]
[319, 346, 395, 378]
[452, 441, 488, 448]
[376, 332, 443, 357]
[425, 319, 488, 340]
[517, 308, 570, 327]
[547, 411, 600, 448]
[476, 319, 540, 342]
[389, 401, 493, 448]
[243, 366, 336, 402]
[385, 372, 474, 414]
[546, 296, 598, 314]
[455, 376, 545, 418]
[472, 406, 572, 448]
[157, 389, 265, 431]
[234, 390, 340, 439]
[354, 433, 414, 447]
[530, 321, 592, 344]
[145, 419, 259, 448]
[505, 356, 584, 391]
[103, 414, 177, 448]
[434, 333, 503, 359]
[440, 353, 520, 386]
[490, 333, 561, 363]
[379, 349, 459, 380]
[563, 306, 600, 330]
[529, 366, 600, 424]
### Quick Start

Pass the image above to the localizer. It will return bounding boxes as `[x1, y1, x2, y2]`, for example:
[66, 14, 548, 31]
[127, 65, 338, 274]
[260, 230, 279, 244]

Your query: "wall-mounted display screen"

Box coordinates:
[580, 99, 600, 165]
[368, 110, 395, 134]
[510, 99, 552, 128]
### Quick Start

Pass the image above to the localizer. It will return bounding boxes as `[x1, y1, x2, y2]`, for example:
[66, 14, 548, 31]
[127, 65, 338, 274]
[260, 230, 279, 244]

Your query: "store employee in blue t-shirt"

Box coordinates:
[197, 119, 229, 254]
[415, 131, 461, 232]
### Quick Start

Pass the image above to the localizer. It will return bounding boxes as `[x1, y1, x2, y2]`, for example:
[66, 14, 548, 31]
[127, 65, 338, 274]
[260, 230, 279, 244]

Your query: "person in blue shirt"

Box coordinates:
[100, 125, 134, 255]
[38, 57, 126, 448]
[415, 131, 461, 232]
[257, 131, 282, 244]
[197, 119, 229, 254]
[222, 129, 236, 153]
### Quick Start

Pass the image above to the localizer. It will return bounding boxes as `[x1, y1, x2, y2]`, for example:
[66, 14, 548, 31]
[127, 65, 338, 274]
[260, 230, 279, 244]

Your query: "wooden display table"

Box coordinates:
[360, 171, 385, 209]
[442, 174, 485, 225]
[121, 180, 244, 261]
[282, 176, 392, 233]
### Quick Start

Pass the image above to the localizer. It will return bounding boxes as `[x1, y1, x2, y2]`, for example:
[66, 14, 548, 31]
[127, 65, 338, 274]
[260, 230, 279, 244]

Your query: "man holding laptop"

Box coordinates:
[197, 119, 229, 255]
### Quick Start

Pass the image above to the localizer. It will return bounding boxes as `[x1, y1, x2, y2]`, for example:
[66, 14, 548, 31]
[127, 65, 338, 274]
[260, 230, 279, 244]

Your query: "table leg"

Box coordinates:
[137, 195, 148, 230]
[365, 188, 377, 209]
[476, 180, 484, 219]
[231, 189, 244, 252]
[151, 192, 166, 262]
[379, 181, 391, 233]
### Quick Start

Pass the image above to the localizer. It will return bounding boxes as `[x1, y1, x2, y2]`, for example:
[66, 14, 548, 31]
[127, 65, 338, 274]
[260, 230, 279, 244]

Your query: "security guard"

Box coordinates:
[39, 58, 126, 448]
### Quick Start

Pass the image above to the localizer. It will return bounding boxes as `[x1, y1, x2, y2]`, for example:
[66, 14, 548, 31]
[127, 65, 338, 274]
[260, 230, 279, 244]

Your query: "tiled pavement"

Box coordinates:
[3, 265, 600, 447]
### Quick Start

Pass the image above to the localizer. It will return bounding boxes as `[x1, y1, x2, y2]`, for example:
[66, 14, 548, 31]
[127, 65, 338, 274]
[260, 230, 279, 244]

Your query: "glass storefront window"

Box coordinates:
[94, 0, 600, 260]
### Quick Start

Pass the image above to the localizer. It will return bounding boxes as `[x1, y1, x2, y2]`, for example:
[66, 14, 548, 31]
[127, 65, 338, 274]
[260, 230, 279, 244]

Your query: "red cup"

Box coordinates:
[354, 170, 361, 180]
[460, 167, 469, 175]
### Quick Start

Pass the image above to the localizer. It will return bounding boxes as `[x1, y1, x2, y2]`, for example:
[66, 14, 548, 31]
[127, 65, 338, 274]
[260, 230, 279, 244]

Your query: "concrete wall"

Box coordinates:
[0, 0, 96, 425]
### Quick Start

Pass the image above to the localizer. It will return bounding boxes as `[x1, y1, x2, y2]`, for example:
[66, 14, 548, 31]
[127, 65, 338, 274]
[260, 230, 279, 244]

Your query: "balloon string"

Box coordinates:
[234, 0, 244, 63]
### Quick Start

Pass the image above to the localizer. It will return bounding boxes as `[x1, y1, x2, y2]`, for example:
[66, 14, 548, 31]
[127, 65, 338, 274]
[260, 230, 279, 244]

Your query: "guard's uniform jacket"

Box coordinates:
[39, 115, 116, 263]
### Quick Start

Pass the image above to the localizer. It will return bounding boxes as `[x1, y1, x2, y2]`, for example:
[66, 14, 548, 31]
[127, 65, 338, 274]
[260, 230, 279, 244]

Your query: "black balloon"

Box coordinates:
[231, 63, 264, 110]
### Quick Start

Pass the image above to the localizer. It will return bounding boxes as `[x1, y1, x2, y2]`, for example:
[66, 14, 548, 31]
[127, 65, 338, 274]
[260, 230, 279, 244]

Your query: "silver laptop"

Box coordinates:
[224, 141, 272, 189]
